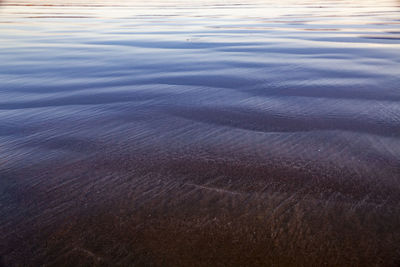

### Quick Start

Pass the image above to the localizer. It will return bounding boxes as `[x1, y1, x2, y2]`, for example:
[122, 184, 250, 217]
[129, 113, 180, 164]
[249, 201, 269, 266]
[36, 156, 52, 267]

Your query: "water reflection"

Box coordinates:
[1, 0, 400, 265]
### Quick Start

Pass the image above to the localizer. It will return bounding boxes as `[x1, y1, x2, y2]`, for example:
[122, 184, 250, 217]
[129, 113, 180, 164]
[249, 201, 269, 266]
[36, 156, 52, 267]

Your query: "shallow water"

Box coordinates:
[1, 0, 400, 265]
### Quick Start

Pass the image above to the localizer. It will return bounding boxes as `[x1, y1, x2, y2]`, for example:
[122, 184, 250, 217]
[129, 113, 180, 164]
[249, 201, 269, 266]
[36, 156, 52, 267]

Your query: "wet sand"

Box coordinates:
[1, 0, 400, 266]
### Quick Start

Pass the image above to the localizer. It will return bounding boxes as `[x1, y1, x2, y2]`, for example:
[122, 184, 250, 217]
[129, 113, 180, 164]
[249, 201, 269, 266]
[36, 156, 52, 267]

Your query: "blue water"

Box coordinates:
[1, 0, 400, 265]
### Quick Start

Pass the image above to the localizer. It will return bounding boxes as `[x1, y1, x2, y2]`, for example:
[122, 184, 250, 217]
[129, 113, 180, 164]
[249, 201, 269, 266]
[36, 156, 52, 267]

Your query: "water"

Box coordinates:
[1, 0, 400, 265]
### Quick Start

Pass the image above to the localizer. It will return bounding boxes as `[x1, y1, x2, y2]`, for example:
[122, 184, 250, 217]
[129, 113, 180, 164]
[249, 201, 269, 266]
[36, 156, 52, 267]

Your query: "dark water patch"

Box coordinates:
[0, 90, 166, 110]
[22, 136, 101, 153]
[247, 85, 400, 102]
[362, 35, 400, 40]
[0, 124, 35, 137]
[167, 106, 400, 138]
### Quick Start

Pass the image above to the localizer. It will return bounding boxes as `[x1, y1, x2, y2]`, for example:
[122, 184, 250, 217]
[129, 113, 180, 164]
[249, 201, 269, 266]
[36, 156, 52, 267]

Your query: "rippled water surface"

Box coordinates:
[1, 0, 400, 265]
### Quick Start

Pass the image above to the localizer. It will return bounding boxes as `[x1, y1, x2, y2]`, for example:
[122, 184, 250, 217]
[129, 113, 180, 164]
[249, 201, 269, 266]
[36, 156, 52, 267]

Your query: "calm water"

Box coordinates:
[1, 0, 400, 265]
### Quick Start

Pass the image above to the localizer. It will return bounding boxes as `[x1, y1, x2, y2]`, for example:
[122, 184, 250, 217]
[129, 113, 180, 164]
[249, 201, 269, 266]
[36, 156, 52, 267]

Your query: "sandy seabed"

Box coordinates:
[1, 0, 400, 265]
